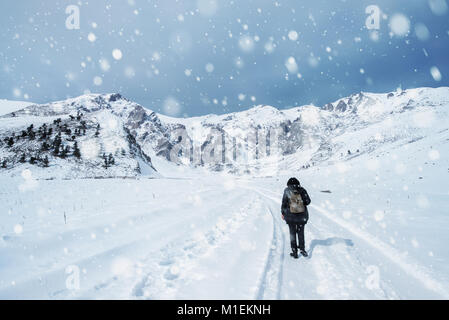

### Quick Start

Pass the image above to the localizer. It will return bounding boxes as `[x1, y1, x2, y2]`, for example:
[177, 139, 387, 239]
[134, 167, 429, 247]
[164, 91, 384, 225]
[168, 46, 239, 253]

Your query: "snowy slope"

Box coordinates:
[0, 94, 157, 179]
[0, 100, 33, 116]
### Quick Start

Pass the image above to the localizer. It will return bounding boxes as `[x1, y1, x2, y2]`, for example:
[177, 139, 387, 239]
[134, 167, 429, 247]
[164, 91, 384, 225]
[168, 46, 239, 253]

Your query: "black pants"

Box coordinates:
[288, 223, 305, 251]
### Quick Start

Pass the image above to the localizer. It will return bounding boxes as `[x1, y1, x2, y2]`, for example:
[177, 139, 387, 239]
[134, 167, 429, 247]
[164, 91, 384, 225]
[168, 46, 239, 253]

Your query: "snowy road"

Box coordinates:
[0, 172, 448, 300]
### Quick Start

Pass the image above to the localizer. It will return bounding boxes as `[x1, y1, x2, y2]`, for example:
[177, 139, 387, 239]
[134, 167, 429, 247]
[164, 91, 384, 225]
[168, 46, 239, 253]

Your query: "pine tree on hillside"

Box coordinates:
[108, 153, 115, 165]
[102, 153, 109, 168]
[53, 144, 60, 157]
[73, 142, 81, 159]
[102, 153, 115, 169]
[41, 141, 50, 152]
[53, 134, 62, 155]
[42, 156, 49, 167]
[27, 124, 35, 140]
[7, 137, 14, 147]
[1, 159, 7, 168]
[39, 124, 48, 140]
[60, 145, 69, 159]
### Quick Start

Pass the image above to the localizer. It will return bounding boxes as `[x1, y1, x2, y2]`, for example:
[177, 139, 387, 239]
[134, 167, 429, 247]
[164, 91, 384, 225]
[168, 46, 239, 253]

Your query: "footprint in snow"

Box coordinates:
[164, 266, 180, 281]
[159, 258, 174, 266]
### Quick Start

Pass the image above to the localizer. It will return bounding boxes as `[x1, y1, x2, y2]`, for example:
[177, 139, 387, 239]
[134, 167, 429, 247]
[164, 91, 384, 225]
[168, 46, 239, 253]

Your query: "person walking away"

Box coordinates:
[281, 177, 311, 259]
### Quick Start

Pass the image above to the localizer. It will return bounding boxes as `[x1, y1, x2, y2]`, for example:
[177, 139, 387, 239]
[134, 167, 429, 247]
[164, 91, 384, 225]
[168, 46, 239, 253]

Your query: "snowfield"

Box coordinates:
[0, 100, 32, 117]
[0, 88, 449, 299]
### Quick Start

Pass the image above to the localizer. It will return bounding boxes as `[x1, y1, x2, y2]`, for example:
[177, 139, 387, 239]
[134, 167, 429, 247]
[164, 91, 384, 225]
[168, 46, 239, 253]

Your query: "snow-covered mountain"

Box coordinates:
[0, 94, 156, 179]
[0, 87, 448, 178]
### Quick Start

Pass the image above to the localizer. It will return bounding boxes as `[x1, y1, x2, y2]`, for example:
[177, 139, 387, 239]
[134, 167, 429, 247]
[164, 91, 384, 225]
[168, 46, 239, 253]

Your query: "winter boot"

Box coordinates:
[290, 249, 299, 259]
[300, 250, 308, 258]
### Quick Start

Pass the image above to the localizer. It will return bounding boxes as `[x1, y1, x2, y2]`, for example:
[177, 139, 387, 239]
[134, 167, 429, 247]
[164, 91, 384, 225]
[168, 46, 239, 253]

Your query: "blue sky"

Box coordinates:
[0, 0, 448, 116]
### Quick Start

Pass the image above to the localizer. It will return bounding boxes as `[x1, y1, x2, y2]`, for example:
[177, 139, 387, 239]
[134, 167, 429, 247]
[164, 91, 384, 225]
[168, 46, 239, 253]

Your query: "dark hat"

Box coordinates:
[287, 177, 300, 186]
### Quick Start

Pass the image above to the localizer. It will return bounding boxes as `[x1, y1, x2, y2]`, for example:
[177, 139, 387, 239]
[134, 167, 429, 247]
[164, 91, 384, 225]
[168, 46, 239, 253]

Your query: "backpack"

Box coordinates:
[290, 190, 306, 214]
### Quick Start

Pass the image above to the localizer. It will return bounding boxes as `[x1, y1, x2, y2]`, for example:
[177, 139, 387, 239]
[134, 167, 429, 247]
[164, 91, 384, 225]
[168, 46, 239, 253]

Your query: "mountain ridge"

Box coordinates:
[1, 86, 448, 178]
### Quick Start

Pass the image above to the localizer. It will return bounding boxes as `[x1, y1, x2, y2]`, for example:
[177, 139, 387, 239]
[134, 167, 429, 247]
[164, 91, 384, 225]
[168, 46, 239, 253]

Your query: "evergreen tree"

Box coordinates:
[103, 153, 109, 168]
[53, 134, 62, 155]
[40, 124, 48, 140]
[95, 124, 101, 137]
[108, 153, 115, 165]
[102, 153, 115, 168]
[42, 156, 49, 167]
[27, 124, 35, 140]
[1, 159, 7, 168]
[41, 141, 50, 152]
[60, 145, 69, 159]
[19, 154, 26, 163]
[73, 142, 81, 159]
[7, 137, 14, 147]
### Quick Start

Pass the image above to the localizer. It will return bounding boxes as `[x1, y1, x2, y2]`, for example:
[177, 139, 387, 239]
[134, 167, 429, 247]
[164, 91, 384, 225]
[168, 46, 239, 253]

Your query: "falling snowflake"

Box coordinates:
[112, 49, 123, 60]
[389, 14, 410, 37]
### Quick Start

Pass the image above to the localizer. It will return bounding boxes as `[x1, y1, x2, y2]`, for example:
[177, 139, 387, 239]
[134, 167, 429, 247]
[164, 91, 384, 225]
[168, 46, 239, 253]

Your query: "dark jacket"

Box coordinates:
[281, 185, 311, 225]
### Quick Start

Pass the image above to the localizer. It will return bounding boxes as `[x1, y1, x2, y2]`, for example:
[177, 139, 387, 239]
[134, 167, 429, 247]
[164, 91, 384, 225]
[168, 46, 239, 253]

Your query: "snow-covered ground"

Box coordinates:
[0, 100, 32, 116]
[1, 125, 448, 299]
[1, 88, 448, 300]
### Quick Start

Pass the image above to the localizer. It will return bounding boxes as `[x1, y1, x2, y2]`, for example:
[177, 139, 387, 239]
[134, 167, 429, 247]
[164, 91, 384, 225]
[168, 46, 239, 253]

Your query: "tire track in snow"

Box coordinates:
[255, 205, 285, 300]
[311, 204, 449, 299]
[306, 222, 398, 299]
[237, 186, 284, 299]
